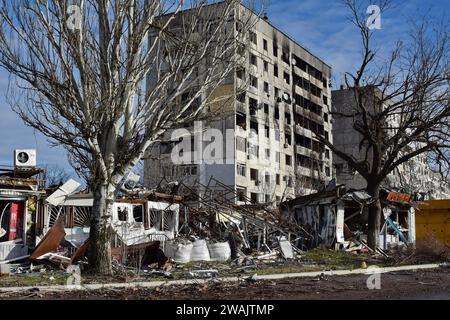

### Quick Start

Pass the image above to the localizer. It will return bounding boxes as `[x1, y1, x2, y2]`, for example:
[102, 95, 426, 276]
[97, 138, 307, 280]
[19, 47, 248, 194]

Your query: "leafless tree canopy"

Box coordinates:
[333, 0, 450, 182]
[0, 0, 262, 273]
[320, 0, 450, 248]
[43, 164, 71, 187]
[0, 0, 255, 187]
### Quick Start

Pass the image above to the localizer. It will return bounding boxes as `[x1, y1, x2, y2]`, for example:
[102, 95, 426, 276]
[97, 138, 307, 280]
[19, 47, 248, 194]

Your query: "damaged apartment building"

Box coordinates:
[145, 3, 334, 204]
[332, 86, 450, 200]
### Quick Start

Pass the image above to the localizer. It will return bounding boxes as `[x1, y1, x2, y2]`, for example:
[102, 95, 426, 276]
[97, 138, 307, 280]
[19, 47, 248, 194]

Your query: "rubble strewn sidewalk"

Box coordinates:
[0, 263, 448, 300]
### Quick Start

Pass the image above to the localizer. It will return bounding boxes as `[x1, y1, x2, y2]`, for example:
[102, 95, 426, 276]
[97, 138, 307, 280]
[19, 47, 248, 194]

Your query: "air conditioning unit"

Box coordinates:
[284, 143, 289, 148]
[14, 149, 37, 168]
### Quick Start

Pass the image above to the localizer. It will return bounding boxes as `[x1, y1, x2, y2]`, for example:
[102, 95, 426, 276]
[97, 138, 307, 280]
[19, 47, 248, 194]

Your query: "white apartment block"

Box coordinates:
[144, 4, 333, 204]
[332, 86, 450, 200]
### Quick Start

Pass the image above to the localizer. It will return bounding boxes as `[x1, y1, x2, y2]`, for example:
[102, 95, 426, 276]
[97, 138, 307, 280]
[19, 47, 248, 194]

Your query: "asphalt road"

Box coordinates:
[1, 267, 449, 300]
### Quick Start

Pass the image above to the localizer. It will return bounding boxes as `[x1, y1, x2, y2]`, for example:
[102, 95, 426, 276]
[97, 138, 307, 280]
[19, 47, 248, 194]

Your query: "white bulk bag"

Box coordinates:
[207, 242, 231, 261]
[164, 241, 193, 263]
[190, 239, 211, 261]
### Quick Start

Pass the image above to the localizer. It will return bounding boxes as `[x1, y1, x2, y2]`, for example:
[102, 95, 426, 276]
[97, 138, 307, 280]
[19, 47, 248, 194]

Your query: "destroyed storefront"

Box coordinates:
[31, 180, 181, 267]
[0, 167, 44, 263]
[281, 187, 416, 253]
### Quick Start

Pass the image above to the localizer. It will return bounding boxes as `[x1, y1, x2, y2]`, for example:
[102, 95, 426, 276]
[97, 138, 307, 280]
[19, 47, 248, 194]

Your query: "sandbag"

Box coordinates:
[207, 241, 231, 261]
[190, 239, 211, 261]
[164, 240, 193, 263]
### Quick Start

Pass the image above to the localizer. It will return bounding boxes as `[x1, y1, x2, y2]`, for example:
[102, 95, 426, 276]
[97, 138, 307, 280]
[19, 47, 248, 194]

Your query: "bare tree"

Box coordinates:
[0, 0, 261, 274]
[43, 164, 71, 187]
[319, 0, 450, 249]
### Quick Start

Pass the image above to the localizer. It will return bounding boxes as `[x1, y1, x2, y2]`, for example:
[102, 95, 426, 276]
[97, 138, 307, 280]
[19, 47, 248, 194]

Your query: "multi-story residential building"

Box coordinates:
[332, 86, 450, 200]
[145, 3, 333, 204]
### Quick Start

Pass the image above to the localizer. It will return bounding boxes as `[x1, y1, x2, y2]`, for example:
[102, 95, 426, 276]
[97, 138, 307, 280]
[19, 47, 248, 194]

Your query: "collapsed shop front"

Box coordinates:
[281, 187, 416, 253]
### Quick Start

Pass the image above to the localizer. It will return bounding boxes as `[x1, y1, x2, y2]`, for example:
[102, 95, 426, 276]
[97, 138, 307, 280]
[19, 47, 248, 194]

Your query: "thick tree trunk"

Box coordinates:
[366, 183, 381, 250]
[88, 183, 114, 275]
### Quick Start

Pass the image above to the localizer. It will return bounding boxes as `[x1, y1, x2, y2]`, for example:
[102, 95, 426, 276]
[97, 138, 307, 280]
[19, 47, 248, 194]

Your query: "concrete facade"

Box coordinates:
[145, 4, 333, 204]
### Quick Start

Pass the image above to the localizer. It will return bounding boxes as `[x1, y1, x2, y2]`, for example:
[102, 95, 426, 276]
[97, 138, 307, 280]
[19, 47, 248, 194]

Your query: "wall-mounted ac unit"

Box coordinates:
[14, 149, 37, 168]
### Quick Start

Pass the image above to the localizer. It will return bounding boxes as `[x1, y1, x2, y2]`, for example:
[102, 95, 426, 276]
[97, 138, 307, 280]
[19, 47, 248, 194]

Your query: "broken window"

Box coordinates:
[274, 64, 279, 77]
[265, 148, 270, 159]
[237, 91, 246, 104]
[250, 121, 259, 134]
[264, 103, 269, 114]
[274, 106, 280, 120]
[133, 205, 144, 223]
[273, 42, 278, 57]
[0, 202, 25, 241]
[249, 97, 258, 114]
[250, 75, 258, 88]
[250, 168, 259, 181]
[276, 174, 280, 185]
[325, 166, 331, 177]
[265, 194, 271, 203]
[324, 113, 329, 122]
[285, 133, 292, 145]
[117, 206, 129, 222]
[265, 125, 269, 138]
[249, 31, 257, 45]
[286, 155, 292, 166]
[263, 38, 268, 51]
[265, 173, 271, 184]
[149, 209, 163, 230]
[250, 193, 259, 204]
[285, 113, 291, 125]
[179, 165, 197, 176]
[263, 60, 269, 72]
[250, 53, 257, 66]
[274, 87, 280, 98]
[283, 71, 290, 85]
[281, 49, 290, 65]
[237, 163, 246, 177]
[264, 82, 269, 93]
[237, 188, 247, 202]
[237, 67, 246, 80]
[236, 113, 246, 130]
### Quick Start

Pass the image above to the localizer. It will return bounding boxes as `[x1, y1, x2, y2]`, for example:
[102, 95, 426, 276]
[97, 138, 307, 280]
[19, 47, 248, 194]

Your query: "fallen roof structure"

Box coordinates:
[280, 186, 416, 254]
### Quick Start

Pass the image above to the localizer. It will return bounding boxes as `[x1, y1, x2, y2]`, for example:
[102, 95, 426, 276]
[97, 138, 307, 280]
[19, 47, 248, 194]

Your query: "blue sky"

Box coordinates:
[0, 0, 448, 175]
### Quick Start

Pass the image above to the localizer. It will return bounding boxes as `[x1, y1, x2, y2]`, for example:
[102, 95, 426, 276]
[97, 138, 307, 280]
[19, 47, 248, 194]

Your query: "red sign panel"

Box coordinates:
[386, 192, 411, 204]
[9, 202, 25, 241]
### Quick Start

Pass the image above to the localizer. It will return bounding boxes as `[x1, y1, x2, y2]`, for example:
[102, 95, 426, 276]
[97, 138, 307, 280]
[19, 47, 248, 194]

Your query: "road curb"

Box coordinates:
[0, 263, 444, 294]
